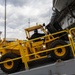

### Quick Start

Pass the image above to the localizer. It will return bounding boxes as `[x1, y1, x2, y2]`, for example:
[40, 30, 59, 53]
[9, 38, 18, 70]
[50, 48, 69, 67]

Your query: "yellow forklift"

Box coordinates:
[0, 24, 73, 74]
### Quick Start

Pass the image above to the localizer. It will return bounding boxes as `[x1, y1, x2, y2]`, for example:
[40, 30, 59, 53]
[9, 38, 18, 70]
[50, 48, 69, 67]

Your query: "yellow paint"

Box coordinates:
[54, 47, 66, 57]
[3, 58, 14, 69]
[0, 25, 75, 71]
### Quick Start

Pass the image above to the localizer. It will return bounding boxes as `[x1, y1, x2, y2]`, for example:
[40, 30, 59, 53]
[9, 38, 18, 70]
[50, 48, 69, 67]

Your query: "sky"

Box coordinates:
[0, 0, 53, 40]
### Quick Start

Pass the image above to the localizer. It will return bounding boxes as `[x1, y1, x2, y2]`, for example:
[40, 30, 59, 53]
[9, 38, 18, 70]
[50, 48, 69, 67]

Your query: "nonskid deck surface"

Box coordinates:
[0, 68, 7, 75]
[9, 58, 75, 75]
[0, 58, 75, 75]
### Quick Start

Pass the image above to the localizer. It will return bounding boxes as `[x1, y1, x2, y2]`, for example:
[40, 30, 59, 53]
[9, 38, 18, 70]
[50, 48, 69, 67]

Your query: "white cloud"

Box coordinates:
[0, 0, 53, 40]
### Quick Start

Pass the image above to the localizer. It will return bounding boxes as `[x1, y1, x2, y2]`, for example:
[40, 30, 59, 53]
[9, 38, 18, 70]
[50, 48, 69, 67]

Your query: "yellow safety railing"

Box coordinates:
[0, 28, 75, 70]
[26, 29, 68, 42]
[69, 28, 75, 56]
[18, 28, 75, 69]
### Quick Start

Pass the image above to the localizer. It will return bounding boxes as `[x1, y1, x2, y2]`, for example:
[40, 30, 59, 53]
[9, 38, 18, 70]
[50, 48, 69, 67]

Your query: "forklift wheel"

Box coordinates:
[50, 40, 70, 60]
[0, 53, 20, 74]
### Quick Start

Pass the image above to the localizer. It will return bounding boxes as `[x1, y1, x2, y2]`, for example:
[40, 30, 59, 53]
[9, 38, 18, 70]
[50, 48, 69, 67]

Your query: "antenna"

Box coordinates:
[0, 31, 2, 40]
[4, 0, 7, 40]
[36, 23, 38, 25]
[28, 18, 30, 27]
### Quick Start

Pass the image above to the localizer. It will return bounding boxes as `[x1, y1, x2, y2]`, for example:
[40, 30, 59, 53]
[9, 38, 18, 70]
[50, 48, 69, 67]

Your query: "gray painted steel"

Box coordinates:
[0, 69, 7, 75]
[53, 0, 74, 11]
[9, 58, 75, 75]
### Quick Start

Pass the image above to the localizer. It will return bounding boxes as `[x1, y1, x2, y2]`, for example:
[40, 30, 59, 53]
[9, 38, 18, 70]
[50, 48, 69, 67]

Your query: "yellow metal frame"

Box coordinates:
[69, 28, 75, 56]
[25, 24, 47, 39]
[0, 27, 75, 70]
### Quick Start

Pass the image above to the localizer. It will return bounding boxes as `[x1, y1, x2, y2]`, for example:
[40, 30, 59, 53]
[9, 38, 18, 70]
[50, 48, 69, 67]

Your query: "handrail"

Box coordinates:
[0, 27, 75, 70]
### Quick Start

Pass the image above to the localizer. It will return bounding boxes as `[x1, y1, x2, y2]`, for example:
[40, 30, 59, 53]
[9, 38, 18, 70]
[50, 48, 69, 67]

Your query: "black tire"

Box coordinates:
[0, 53, 20, 74]
[50, 40, 70, 60]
